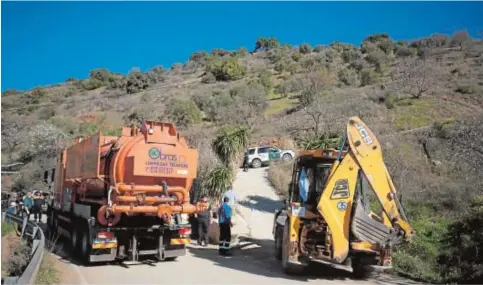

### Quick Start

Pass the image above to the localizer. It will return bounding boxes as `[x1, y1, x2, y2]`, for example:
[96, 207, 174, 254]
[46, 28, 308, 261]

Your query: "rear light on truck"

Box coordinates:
[179, 228, 191, 237]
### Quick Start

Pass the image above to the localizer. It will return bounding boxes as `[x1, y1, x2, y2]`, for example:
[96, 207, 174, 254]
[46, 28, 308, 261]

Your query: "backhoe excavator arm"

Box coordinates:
[346, 117, 414, 242]
[316, 117, 414, 262]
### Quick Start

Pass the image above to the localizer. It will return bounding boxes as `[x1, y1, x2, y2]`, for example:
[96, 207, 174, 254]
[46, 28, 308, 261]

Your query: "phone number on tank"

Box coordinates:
[145, 166, 174, 174]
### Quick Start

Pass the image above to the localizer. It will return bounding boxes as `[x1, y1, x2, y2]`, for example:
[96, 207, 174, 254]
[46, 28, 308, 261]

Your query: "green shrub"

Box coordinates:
[79, 78, 104, 90]
[274, 59, 290, 73]
[258, 71, 273, 95]
[167, 99, 203, 128]
[456, 83, 478, 94]
[396, 45, 418, 57]
[89, 68, 120, 83]
[237, 47, 249, 56]
[299, 43, 312, 54]
[275, 82, 289, 98]
[338, 69, 358, 86]
[171, 63, 182, 71]
[291, 52, 302, 62]
[438, 196, 483, 283]
[392, 202, 450, 283]
[206, 58, 247, 81]
[349, 59, 368, 72]
[360, 68, 379, 86]
[313, 45, 326, 53]
[377, 38, 396, 54]
[267, 50, 283, 64]
[201, 72, 216, 84]
[342, 49, 362, 63]
[190, 51, 208, 63]
[1, 222, 16, 237]
[126, 71, 153, 94]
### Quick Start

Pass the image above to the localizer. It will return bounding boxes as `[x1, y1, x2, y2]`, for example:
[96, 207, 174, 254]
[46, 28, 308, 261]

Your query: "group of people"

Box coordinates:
[7, 190, 45, 223]
[194, 187, 237, 256]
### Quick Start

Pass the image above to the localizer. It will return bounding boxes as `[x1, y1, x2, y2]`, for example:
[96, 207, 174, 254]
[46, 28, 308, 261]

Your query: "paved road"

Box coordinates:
[51, 167, 420, 285]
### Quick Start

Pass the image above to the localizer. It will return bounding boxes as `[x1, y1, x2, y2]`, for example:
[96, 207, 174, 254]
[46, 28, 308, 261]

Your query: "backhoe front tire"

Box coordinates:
[274, 226, 283, 260]
[281, 221, 305, 275]
[352, 257, 372, 279]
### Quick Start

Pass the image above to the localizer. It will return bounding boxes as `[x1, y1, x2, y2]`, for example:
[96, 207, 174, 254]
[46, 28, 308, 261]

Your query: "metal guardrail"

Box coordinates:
[2, 212, 45, 285]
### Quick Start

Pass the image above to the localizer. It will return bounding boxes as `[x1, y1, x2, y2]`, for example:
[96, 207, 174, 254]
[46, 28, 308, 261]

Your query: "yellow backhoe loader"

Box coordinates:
[273, 116, 415, 278]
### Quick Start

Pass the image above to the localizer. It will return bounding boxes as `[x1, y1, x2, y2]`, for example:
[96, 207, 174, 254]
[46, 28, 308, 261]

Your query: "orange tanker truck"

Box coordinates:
[43, 120, 207, 264]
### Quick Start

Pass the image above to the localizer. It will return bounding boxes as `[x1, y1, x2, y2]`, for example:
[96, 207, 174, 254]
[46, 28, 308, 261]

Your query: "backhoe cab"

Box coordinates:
[273, 116, 414, 278]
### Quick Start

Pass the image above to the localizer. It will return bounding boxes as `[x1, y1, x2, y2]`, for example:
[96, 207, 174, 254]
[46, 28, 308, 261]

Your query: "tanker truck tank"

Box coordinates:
[44, 120, 208, 264]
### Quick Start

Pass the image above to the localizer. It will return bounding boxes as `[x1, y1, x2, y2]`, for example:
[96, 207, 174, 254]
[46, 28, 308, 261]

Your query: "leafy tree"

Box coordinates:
[206, 58, 247, 81]
[166, 99, 203, 128]
[395, 58, 440, 98]
[254, 37, 279, 52]
[89, 68, 114, 83]
[360, 68, 379, 86]
[342, 49, 362, 63]
[126, 71, 153, 94]
[451, 30, 470, 50]
[299, 43, 312, 54]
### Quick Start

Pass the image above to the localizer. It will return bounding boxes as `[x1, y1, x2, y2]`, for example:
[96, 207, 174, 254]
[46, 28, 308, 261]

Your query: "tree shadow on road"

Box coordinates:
[238, 195, 283, 214]
[189, 236, 423, 285]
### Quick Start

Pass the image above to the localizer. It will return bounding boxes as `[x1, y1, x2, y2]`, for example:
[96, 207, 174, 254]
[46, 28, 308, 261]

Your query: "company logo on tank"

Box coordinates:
[147, 147, 188, 168]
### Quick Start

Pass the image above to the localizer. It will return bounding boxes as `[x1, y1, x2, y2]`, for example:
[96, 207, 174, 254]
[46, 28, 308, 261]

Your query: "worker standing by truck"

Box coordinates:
[196, 195, 212, 247]
[218, 196, 233, 256]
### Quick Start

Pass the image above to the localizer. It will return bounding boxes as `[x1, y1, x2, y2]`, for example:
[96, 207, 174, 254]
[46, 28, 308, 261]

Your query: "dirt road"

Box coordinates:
[52, 167, 420, 285]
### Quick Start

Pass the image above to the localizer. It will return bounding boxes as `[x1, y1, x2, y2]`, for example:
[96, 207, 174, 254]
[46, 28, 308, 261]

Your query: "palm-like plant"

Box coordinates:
[203, 125, 249, 199]
[212, 125, 249, 168]
[201, 163, 235, 198]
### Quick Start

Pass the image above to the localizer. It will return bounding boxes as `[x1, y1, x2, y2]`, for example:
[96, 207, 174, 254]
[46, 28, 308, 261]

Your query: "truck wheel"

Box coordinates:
[274, 226, 283, 260]
[352, 257, 371, 279]
[80, 227, 92, 264]
[71, 227, 80, 253]
[251, 158, 262, 168]
[281, 221, 305, 275]
[47, 210, 58, 237]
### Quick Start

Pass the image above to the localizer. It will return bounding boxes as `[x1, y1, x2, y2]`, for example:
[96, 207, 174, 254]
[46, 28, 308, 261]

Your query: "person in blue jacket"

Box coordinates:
[218, 196, 233, 256]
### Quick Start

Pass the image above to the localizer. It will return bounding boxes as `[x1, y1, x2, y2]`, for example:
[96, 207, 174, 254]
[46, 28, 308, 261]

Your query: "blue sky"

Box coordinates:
[1, 1, 482, 92]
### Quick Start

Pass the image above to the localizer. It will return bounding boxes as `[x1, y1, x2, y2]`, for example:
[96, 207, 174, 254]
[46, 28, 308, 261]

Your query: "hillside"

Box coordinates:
[2, 30, 483, 283]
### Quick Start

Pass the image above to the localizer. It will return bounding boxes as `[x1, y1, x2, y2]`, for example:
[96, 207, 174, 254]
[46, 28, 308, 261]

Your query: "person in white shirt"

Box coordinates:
[222, 186, 236, 207]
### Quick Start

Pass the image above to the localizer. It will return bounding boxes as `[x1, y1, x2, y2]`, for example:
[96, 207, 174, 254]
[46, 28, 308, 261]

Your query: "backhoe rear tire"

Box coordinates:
[281, 221, 305, 275]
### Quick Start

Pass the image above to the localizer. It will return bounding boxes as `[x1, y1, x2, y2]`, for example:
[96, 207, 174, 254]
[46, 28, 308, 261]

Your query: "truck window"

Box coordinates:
[248, 149, 256, 155]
